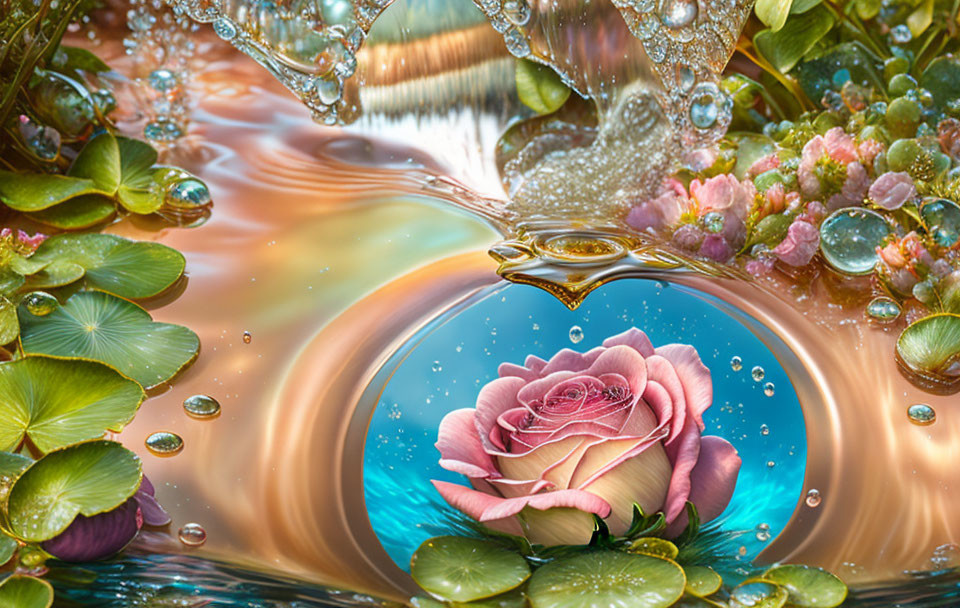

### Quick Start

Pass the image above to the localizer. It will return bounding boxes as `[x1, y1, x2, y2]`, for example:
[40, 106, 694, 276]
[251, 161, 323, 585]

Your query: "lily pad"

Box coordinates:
[526, 551, 685, 608]
[410, 536, 531, 603]
[754, 5, 835, 73]
[0, 534, 16, 566]
[684, 566, 722, 597]
[729, 581, 788, 608]
[7, 440, 141, 543]
[0, 451, 33, 500]
[819, 208, 892, 275]
[896, 313, 960, 393]
[69, 133, 161, 214]
[27, 195, 116, 230]
[0, 172, 102, 211]
[0, 356, 143, 453]
[451, 588, 528, 608]
[516, 59, 572, 115]
[0, 297, 17, 345]
[19, 290, 199, 389]
[27, 233, 185, 298]
[0, 575, 54, 608]
[762, 564, 847, 608]
[628, 537, 679, 560]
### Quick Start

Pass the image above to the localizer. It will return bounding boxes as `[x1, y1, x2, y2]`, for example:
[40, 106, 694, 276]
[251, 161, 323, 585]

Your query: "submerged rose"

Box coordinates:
[432, 328, 741, 546]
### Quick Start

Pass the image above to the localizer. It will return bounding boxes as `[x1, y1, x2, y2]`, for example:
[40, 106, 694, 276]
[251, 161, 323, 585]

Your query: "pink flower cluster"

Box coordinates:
[0, 228, 46, 254]
[797, 127, 870, 210]
[877, 232, 953, 294]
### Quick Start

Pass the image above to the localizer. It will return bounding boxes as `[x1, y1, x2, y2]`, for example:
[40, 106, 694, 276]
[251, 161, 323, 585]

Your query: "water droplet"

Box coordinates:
[760, 424, 770, 436]
[431, 361, 442, 373]
[145, 431, 184, 456]
[18, 116, 60, 161]
[866, 296, 902, 322]
[212, 18, 237, 41]
[144, 119, 184, 141]
[166, 178, 211, 208]
[503, 27, 530, 57]
[763, 382, 775, 397]
[313, 76, 342, 105]
[907, 403, 936, 426]
[891, 24, 913, 44]
[751, 366, 765, 382]
[178, 523, 207, 546]
[688, 82, 731, 130]
[819, 208, 892, 275]
[755, 522, 771, 542]
[805, 488, 822, 508]
[242, 331, 252, 344]
[24, 291, 58, 316]
[730, 356, 742, 371]
[919, 199, 960, 247]
[766, 460, 776, 468]
[702, 211, 725, 233]
[569, 325, 584, 344]
[660, 0, 698, 28]
[502, 0, 530, 25]
[183, 395, 221, 419]
[148, 69, 178, 93]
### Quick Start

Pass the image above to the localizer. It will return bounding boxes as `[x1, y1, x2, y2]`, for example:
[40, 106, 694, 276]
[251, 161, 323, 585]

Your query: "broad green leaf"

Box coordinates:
[69, 132, 122, 193]
[6, 440, 141, 543]
[19, 290, 199, 389]
[0, 575, 54, 608]
[907, 0, 934, 37]
[516, 59, 572, 115]
[921, 57, 960, 114]
[27, 194, 116, 230]
[0, 356, 143, 453]
[411, 536, 530, 603]
[526, 551, 685, 608]
[28, 233, 185, 299]
[0, 172, 102, 211]
[754, 6, 835, 73]
[762, 564, 848, 608]
[0, 297, 17, 345]
[59, 45, 111, 73]
[0, 451, 32, 503]
[684, 566, 722, 597]
[0, 534, 16, 565]
[451, 588, 528, 607]
[791, 0, 822, 13]
[896, 313, 960, 392]
[23, 261, 86, 292]
[755, 0, 792, 32]
[69, 134, 162, 214]
[730, 581, 788, 608]
[0, 268, 25, 297]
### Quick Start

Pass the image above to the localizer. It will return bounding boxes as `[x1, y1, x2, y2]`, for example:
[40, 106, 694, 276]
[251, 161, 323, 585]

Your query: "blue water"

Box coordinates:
[363, 279, 808, 571]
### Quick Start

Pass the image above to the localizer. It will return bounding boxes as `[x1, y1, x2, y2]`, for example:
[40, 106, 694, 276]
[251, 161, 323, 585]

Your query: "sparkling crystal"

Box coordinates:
[907, 403, 936, 426]
[660, 0, 698, 29]
[702, 211, 724, 233]
[502, 0, 530, 25]
[688, 82, 730, 130]
[866, 296, 901, 322]
[805, 489, 822, 508]
[149, 68, 178, 91]
[503, 27, 530, 57]
[212, 18, 237, 40]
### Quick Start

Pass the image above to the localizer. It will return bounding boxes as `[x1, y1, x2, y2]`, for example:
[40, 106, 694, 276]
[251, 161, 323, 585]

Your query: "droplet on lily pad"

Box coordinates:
[866, 296, 901, 322]
[896, 313, 960, 393]
[183, 395, 221, 419]
[729, 581, 788, 608]
[165, 178, 212, 209]
[23, 292, 58, 316]
[819, 208, 892, 275]
[919, 198, 960, 247]
[410, 536, 530, 603]
[145, 431, 183, 456]
[762, 564, 848, 608]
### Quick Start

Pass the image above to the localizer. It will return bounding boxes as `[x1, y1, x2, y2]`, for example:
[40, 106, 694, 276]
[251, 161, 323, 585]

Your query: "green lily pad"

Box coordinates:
[0, 451, 33, 501]
[0, 297, 17, 345]
[27, 195, 116, 230]
[526, 551, 685, 608]
[762, 564, 847, 608]
[7, 440, 141, 543]
[452, 588, 528, 608]
[410, 536, 531, 603]
[69, 133, 162, 214]
[674, 597, 726, 608]
[754, 5, 835, 73]
[516, 59, 572, 115]
[411, 597, 447, 608]
[19, 290, 199, 389]
[684, 566, 722, 597]
[0, 356, 143, 453]
[27, 233, 185, 299]
[896, 313, 960, 392]
[0, 534, 16, 566]
[730, 581, 788, 608]
[628, 537, 679, 560]
[0, 172, 102, 212]
[0, 575, 54, 608]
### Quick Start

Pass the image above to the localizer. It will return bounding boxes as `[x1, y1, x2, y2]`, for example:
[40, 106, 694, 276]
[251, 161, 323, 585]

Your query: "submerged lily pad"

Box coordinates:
[27, 195, 116, 230]
[411, 536, 531, 603]
[19, 291, 199, 389]
[819, 208, 892, 275]
[526, 551, 685, 608]
[762, 564, 847, 608]
[0, 357, 143, 453]
[7, 440, 141, 543]
[0, 172, 102, 212]
[516, 59, 572, 115]
[896, 313, 960, 393]
[69, 133, 160, 214]
[27, 233, 185, 298]
[684, 566, 723, 597]
[0, 575, 54, 608]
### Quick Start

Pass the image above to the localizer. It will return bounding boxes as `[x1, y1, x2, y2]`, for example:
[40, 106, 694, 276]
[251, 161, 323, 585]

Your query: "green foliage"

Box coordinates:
[761, 564, 848, 607]
[515, 59, 572, 115]
[896, 313, 960, 391]
[411, 536, 531, 603]
[754, 5, 836, 74]
[0, 575, 54, 608]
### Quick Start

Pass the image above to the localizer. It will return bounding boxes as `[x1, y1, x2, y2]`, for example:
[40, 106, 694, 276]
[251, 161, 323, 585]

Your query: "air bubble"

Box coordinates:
[569, 325, 584, 344]
[751, 366, 765, 382]
[178, 523, 207, 546]
[730, 356, 742, 371]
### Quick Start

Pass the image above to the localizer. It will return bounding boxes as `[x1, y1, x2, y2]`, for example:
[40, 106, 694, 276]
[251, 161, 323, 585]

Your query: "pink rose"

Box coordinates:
[773, 219, 820, 267]
[626, 179, 687, 233]
[798, 128, 869, 209]
[432, 328, 741, 546]
[689, 174, 756, 247]
[869, 172, 916, 210]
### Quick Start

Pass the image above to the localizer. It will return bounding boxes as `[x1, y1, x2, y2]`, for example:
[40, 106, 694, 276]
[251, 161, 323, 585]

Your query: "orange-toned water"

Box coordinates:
[76, 31, 960, 602]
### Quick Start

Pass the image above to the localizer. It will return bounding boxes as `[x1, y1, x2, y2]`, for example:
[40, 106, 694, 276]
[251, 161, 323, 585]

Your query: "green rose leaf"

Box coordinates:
[516, 59, 572, 115]
[0, 297, 17, 345]
[762, 564, 848, 608]
[0, 575, 54, 608]
[0, 172, 102, 212]
[0, 356, 144, 453]
[26, 194, 117, 230]
[791, 0, 822, 14]
[684, 566, 722, 597]
[27, 233, 185, 298]
[754, 5, 835, 73]
[69, 132, 122, 192]
[896, 313, 960, 392]
[755, 0, 792, 32]
[69, 133, 162, 214]
[19, 290, 199, 389]
[7, 440, 141, 543]
[411, 536, 531, 603]
[526, 551, 685, 608]
[730, 581, 789, 608]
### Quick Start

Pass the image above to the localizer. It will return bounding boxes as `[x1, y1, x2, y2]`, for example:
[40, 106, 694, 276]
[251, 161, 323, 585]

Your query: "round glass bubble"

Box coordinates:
[363, 280, 807, 570]
[819, 208, 892, 275]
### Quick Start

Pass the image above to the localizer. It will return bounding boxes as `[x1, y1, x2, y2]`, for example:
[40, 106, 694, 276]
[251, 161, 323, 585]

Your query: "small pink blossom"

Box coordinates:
[798, 128, 869, 209]
[747, 153, 780, 179]
[689, 174, 755, 246]
[858, 138, 884, 166]
[0, 228, 46, 254]
[877, 232, 937, 294]
[823, 127, 858, 164]
[869, 172, 916, 210]
[828, 161, 870, 210]
[773, 219, 820, 267]
[626, 179, 687, 232]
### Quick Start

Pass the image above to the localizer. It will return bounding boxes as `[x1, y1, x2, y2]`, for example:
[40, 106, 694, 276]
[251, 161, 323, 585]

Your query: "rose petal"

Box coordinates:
[665, 436, 741, 535]
[467, 478, 525, 535]
[135, 490, 171, 527]
[42, 498, 142, 562]
[582, 345, 648, 398]
[515, 370, 577, 406]
[644, 355, 688, 444]
[661, 417, 701, 524]
[474, 376, 527, 454]
[437, 408, 500, 478]
[654, 344, 712, 429]
[540, 347, 605, 376]
[601, 327, 655, 357]
[431, 480, 611, 522]
[636, 382, 673, 434]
